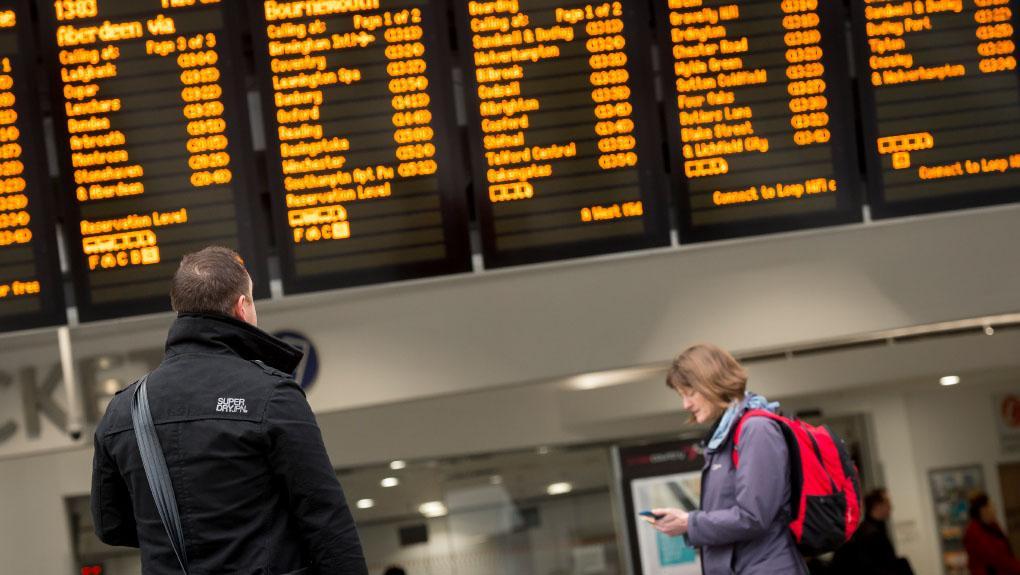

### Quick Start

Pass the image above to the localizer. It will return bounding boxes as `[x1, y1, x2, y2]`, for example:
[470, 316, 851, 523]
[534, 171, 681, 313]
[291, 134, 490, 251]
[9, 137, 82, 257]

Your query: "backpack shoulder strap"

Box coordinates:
[131, 375, 190, 574]
[731, 409, 785, 468]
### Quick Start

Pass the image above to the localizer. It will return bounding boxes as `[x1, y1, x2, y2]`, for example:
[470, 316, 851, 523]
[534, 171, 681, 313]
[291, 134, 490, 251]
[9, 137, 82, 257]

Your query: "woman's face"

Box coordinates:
[678, 387, 723, 424]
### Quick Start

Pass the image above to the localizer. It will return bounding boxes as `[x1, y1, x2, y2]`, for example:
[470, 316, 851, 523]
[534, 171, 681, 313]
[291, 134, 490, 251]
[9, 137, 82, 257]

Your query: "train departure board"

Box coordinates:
[658, 0, 861, 242]
[456, 0, 670, 267]
[853, 0, 1020, 217]
[253, 0, 471, 294]
[39, 0, 267, 322]
[0, 0, 64, 332]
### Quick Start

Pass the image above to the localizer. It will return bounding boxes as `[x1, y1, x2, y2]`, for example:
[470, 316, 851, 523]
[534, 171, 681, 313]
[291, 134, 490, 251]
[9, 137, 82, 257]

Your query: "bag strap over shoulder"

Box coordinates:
[731, 409, 784, 467]
[131, 375, 190, 574]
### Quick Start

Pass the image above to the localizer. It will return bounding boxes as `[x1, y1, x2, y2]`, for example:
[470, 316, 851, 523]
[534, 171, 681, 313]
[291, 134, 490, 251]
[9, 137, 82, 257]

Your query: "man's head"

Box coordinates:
[865, 488, 891, 521]
[170, 246, 257, 326]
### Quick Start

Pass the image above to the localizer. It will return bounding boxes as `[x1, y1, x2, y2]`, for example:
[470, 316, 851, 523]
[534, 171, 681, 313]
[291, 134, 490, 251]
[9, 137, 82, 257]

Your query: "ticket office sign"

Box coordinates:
[253, 0, 472, 295]
[658, 0, 862, 243]
[0, 0, 64, 333]
[456, 0, 671, 268]
[39, 0, 267, 322]
[852, 0, 1020, 217]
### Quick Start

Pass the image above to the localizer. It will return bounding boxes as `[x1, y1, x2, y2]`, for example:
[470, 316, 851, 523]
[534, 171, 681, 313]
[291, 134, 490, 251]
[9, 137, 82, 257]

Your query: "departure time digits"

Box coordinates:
[264, 2, 442, 246]
[53, 3, 239, 272]
[0, 56, 30, 250]
[668, 0, 840, 213]
[0, 12, 42, 304]
[863, 0, 1020, 188]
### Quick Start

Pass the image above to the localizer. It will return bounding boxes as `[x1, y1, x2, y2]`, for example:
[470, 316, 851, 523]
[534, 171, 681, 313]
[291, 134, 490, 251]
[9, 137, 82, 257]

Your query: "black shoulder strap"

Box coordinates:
[131, 375, 190, 574]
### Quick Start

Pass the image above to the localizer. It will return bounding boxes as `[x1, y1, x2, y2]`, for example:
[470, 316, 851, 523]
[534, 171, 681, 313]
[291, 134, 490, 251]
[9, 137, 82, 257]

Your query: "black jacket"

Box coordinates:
[830, 517, 913, 575]
[91, 313, 367, 575]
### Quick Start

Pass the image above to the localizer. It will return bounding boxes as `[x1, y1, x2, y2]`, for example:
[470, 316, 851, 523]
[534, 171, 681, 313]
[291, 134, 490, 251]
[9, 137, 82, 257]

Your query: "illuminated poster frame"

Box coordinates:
[0, 0, 65, 333]
[250, 0, 472, 295]
[658, 0, 862, 243]
[37, 0, 268, 323]
[456, 0, 671, 268]
[850, 0, 1020, 219]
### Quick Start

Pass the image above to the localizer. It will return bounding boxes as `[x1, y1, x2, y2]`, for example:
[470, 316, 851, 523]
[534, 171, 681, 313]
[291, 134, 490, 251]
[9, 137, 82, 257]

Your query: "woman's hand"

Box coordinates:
[648, 507, 690, 537]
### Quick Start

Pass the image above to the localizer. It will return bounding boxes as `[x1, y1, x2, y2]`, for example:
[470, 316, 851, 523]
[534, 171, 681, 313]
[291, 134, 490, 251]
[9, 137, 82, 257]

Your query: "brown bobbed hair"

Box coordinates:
[666, 343, 748, 408]
[969, 492, 990, 522]
[170, 246, 251, 316]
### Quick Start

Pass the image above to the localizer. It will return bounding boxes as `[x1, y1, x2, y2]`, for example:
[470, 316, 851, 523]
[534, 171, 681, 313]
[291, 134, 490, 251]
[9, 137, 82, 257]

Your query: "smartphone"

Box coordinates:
[639, 510, 664, 520]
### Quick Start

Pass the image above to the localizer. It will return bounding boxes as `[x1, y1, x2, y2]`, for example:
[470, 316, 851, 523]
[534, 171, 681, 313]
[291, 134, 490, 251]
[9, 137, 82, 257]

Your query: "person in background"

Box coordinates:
[965, 492, 1020, 575]
[830, 488, 913, 575]
[643, 343, 808, 574]
[91, 246, 367, 574]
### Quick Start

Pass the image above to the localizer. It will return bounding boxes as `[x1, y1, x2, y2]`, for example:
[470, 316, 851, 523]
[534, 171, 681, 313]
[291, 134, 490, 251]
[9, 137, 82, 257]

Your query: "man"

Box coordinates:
[831, 488, 913, 575]
[91, 246, 367, 574]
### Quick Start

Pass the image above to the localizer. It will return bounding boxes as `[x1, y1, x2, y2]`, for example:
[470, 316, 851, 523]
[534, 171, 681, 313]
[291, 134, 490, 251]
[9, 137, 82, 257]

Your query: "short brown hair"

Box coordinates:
[666, 343, 747, 407]
[170, 246, 251, 315]
[969, 492, 990, 522]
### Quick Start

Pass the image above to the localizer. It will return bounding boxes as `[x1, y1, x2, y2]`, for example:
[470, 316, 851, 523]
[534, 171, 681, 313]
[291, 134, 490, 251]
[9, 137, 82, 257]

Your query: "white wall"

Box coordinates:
[359, 491, 620, 575]
[0, 447, 92, 574]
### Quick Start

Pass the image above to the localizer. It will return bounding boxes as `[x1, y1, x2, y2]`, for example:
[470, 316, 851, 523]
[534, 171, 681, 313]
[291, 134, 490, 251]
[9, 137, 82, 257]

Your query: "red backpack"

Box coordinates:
[732, 410, 862, 556]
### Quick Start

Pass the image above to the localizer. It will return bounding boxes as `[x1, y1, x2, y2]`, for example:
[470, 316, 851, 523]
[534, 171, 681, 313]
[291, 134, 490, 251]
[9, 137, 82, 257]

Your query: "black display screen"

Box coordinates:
[456, 0, 671, 268]
[252, 0, 472, 294]
[0, 0, 64, 333]
[39, 0, 267, 322]
[852, 0, 1020, 217]
[658, 0, 862, 242]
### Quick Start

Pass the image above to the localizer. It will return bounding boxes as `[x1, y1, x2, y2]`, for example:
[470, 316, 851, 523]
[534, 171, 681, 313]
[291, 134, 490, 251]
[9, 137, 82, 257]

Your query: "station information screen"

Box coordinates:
[657, 0, 861, 242]
[253, 0, 471, 294]
[0, 0, 64, 332]
[455, 0, 670, 267]
[853, 0, 1020, 217]
[39, 0, 266, 322]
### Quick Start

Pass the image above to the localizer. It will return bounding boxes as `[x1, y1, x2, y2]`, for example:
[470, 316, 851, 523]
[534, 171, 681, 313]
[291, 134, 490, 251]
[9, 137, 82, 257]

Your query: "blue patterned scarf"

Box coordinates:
[706, 392, 780, 452]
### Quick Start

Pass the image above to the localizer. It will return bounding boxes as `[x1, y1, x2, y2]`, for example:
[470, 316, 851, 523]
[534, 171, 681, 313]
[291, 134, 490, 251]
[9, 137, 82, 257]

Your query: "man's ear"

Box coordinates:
[231, 293, 247, 321]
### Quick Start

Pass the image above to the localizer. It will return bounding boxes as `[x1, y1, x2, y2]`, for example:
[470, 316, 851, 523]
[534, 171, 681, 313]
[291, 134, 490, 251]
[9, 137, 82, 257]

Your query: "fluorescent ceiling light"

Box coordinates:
[939, 375, 960, 387]
[547, 482, 573, 496]
[381, 477, 400, 488]
[418, 501, 447, 518]
[356, 499, 374, 510]
[390, 460, 407, 470]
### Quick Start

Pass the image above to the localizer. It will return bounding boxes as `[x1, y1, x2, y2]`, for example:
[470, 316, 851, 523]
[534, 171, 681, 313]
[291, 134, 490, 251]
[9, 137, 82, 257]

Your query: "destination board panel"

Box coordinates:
[853, 0, 1020, 217]
[39, 0, 266, 322]
[0, 0, 64, 333]
[253, 0, 471, 294]
[658, 0, 861, 242]
[456, 0, 670, 267]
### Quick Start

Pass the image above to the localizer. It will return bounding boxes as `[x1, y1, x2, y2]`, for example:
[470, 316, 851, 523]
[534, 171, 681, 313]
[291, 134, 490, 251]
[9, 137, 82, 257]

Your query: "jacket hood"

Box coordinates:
[164, 313, 303, 374]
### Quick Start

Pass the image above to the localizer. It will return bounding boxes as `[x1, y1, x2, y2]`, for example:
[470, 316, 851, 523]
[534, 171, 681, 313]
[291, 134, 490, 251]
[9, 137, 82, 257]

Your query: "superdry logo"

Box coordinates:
[216, 398, 247, 413]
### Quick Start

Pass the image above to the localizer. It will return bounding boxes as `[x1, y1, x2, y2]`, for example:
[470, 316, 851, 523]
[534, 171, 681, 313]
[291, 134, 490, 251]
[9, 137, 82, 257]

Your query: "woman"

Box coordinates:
[964, 492, 1020, 575]
[646, 343, 807, 574]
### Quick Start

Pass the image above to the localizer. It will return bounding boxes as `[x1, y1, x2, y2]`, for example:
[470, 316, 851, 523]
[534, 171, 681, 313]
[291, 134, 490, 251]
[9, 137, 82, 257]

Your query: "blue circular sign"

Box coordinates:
[272, 331, 319, 391]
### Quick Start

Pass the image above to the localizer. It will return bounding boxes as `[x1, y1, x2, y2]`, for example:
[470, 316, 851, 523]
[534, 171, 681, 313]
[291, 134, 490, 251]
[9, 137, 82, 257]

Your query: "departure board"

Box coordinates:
[0, 0, 65, 333]
[253, 0, 471, 294]
[658, 0, 861, 242]
[39, 0, 267, 322]
[853, 0, 1020, 217]
[456, 0, 670, 267]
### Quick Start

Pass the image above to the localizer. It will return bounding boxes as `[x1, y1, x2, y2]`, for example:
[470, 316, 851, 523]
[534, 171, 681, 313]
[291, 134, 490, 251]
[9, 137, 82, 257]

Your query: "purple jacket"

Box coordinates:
[687, 400, 809, 574]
